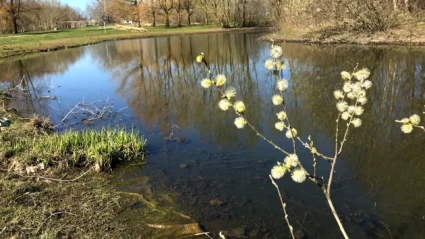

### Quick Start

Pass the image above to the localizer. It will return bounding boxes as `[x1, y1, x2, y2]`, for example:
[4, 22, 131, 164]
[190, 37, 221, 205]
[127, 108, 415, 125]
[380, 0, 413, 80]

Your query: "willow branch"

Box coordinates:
[269, 175, 295, 239]
[212, 78, 291, 156]
[328, 98, 358, 195]
[296, 137, 333, 161]
[244, 120, 290, 156]
[281, 97, 296, 154]
[324, 192, 349, 239]
[414, 125, 425, 132]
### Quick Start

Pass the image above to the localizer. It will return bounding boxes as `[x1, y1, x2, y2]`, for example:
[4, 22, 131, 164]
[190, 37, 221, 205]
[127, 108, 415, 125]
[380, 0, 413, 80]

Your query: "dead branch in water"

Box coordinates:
[11, 75, 27, 92]
[61, 98, 127, 124]
[119, 191, 192, 220]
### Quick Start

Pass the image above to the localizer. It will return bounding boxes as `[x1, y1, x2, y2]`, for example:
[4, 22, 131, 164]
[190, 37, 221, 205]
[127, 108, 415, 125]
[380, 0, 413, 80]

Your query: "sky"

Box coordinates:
[62, 0, 89, 11]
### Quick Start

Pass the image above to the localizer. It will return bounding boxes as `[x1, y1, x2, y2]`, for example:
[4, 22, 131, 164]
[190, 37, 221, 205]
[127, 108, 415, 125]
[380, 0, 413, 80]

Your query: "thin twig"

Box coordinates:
[414, 125, 425, 132]
[98, 196, 120, 214]
[12, 75, 26, 91]
[282, 103, 297, 154]
[16, 166, 93, 182]
[245, 121, 290, 156]
[61, 102, 80, 122]
[36, 211, 77, 234]
[269, 175, 295, 239]
[191, 232, 214, 239]
[61, 98, 114, 123]
[296, 137, 333, 161]
[312, 152, 317, 177]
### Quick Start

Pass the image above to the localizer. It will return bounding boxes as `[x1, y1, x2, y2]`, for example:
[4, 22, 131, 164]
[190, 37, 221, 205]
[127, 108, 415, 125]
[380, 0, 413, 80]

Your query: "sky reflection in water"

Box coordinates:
[1, 32, 425, 238]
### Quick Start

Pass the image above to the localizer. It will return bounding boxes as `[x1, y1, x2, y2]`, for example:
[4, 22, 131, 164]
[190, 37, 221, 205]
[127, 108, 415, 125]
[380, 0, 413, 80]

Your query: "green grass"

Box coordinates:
[1, 121, 147, 171]
[0, 24, 228, 60]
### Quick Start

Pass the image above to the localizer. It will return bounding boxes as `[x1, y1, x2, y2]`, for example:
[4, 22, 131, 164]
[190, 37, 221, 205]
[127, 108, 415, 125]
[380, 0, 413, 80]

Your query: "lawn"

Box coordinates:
[0, 24, 236, 60]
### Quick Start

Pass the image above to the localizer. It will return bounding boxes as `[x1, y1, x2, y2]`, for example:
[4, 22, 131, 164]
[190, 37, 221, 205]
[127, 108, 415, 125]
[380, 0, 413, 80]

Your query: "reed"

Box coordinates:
[2, 127, 146, 171]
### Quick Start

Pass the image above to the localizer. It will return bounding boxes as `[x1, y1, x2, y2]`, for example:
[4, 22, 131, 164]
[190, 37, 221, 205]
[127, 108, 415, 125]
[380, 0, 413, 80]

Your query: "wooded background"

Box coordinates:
[1, 0, 424, 34]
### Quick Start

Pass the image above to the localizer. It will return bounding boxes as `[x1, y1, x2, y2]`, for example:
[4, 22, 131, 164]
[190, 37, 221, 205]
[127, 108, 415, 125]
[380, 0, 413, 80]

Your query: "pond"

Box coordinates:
[1, 32, 425, 238]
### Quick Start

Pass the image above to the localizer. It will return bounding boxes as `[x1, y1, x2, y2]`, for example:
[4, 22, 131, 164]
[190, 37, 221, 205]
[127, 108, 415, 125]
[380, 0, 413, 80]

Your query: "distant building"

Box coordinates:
[61, 21, 88, 29]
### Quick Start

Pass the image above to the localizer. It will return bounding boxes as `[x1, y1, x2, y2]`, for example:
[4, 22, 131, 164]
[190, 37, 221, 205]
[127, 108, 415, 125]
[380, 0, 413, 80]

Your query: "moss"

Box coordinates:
[0, 172, 127, 238]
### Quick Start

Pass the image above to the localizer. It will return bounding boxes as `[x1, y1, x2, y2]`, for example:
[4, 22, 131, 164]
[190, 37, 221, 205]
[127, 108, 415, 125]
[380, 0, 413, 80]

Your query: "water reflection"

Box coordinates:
[1, 33, 425, 238]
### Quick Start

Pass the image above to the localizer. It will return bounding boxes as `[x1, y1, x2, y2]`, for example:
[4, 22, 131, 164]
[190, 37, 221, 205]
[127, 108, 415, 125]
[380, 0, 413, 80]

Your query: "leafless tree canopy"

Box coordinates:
[2, 0, 424, 33]
[86, 0, 269, 28]
[269, 0, 425, 33]
[0, 0, 83, 34]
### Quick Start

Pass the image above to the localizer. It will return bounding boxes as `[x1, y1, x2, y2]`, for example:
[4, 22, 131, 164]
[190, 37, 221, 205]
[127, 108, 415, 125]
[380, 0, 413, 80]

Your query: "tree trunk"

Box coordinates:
[393, 0, 398, 10]
[176, 1, 182, 27]
[136, 10, 141, 27]
[9, 0, 19, 34]
[165, 11, 170, 27]
[12, 16, 18, 33]
[242, 0, 247, 27]
[153, 11, 156, 27]
[187, 13, 191, 25]
[177, 12, 182, 27]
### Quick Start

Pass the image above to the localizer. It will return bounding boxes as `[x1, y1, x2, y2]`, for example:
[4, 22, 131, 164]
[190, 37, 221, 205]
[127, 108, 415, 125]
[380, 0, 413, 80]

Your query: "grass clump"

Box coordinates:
[0, 90, 11, 111]
[2, 127, 146, 171]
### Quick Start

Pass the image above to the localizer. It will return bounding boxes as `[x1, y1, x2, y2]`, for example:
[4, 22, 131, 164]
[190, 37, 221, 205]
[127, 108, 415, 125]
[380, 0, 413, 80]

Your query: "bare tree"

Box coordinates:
[183, 0, 197, 25]
[148, 0, 157, 26]
[3, 0, 22, 33]
[175, 0, 183, 26]
[121, 0, 143, 26]
[158, 0, 173, 27]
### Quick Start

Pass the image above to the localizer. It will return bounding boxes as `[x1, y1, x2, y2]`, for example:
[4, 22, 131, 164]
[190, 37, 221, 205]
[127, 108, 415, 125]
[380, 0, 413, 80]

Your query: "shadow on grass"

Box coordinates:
[24, 30, 67, 35]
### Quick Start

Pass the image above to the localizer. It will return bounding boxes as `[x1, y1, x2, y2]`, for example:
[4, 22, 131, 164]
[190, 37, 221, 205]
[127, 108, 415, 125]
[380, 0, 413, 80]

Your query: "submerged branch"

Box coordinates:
[61, 98, 114, 123]
[119, 191, 192, 220]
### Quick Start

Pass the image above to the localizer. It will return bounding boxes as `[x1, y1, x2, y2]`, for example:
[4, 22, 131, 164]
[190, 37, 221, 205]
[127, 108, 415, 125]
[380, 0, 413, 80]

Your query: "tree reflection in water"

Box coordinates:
[1, 33, 425, 238]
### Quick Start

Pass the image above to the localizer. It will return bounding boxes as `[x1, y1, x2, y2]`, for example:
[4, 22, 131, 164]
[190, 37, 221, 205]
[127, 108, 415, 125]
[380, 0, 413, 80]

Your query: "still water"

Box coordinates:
[1, 32, 425, 238]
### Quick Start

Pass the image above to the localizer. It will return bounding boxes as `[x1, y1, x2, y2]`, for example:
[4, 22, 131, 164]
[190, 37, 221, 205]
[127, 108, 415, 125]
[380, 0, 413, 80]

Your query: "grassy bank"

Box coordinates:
[0, 91, 205, 238]
[2, 126, 146, 171]
[0, 24, 265, 61]
[0, 90, 148, 238]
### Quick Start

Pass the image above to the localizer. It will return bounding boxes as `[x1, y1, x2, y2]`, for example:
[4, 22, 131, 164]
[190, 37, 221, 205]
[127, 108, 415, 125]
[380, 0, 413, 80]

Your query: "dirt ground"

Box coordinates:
[263, 21, 425, 45]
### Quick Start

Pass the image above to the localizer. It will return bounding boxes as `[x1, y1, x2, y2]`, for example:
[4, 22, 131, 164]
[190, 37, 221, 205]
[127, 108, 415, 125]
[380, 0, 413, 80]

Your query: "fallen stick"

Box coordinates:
[119, 191, 192, 220]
